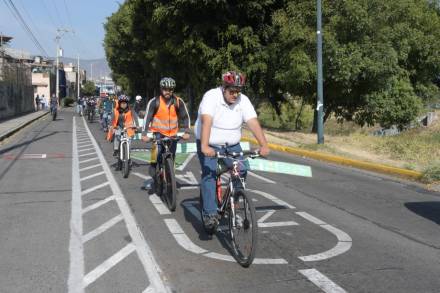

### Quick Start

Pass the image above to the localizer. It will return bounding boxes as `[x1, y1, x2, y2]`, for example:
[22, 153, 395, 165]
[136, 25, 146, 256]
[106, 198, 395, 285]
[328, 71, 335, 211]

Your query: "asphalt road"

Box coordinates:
[0, 108, 439, 293]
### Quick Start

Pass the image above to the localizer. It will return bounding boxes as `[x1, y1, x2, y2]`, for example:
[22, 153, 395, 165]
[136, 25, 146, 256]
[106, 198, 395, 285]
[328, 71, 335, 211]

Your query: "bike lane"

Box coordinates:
[85, 116, 440, 293]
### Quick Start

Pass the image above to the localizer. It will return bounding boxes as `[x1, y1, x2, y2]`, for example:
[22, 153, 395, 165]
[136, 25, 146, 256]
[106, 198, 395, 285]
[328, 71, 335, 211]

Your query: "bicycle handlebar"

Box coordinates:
[215, 150, 261, 159]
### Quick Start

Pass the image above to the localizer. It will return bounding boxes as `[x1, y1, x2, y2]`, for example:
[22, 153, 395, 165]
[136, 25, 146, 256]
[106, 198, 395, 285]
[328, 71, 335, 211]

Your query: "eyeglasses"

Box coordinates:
[162, 88, 174, 92]
[227, 89, 241, 95]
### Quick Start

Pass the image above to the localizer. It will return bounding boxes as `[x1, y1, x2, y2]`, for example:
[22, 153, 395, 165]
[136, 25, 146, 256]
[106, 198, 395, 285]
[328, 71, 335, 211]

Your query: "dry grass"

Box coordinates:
[245, 111, 440, 175]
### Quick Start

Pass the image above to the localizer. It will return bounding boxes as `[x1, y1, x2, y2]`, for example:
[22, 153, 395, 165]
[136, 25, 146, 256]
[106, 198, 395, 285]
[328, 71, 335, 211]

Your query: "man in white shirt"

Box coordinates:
[195, 71, 270, 229]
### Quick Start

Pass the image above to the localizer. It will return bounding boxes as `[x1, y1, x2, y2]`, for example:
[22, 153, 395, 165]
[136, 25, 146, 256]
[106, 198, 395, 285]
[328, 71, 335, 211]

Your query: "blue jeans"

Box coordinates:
[196, 140, 247, 215]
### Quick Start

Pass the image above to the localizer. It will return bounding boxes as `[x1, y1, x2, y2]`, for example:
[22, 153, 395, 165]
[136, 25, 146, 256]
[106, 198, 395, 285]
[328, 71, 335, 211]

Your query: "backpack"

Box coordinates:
[152, 95, 180, 116]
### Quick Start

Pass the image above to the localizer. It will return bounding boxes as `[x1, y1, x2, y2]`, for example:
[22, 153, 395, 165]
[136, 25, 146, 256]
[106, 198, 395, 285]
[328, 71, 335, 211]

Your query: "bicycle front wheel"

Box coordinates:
[228, 190, 257, 267]
[164, 157, 177, 211]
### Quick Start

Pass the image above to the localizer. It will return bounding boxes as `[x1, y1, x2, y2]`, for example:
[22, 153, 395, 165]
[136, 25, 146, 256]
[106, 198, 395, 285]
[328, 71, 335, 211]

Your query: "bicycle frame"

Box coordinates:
[118, 128, 131, 161]
[215, 151, 259, 225]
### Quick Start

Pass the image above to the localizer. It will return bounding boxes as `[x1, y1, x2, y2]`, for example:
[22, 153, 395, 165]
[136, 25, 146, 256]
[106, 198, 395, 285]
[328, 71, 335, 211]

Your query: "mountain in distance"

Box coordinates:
[60, 57, 111, 80]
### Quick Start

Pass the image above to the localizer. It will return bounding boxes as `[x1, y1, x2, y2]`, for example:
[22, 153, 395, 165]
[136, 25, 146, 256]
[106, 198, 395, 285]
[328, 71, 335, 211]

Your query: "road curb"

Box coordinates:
[0, 111, 50, 142]
[241, 136, 423, 180]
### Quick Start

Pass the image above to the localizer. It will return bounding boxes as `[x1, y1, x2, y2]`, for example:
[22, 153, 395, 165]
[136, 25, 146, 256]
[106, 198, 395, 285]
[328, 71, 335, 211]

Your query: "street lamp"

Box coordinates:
[317, 0, 324, 144]
[55, 28, 73, 99]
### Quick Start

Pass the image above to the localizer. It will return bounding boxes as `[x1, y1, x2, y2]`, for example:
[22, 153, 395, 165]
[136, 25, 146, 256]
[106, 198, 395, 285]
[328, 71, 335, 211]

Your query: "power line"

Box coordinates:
[2, 0, 49, 57]
[62, 0, 74, 28]
[50, 0, 65, 28]
[40, 0, 58, 28]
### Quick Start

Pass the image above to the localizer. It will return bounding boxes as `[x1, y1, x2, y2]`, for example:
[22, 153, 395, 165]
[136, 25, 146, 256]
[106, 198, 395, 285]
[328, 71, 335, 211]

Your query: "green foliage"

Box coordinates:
[82, 81, 97, 96]
[104, 0, 440, 129]
[63, 97, 74, 107]
[257, 97, 314, 130]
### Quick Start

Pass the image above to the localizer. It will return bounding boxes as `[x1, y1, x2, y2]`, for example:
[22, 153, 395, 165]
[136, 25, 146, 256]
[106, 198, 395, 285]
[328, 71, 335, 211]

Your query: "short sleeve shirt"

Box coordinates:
[195, 87, 257, 145]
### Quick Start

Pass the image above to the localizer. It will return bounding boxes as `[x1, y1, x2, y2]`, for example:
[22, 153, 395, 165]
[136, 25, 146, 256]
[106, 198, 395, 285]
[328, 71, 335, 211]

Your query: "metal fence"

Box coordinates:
[0, 57, 34, 120]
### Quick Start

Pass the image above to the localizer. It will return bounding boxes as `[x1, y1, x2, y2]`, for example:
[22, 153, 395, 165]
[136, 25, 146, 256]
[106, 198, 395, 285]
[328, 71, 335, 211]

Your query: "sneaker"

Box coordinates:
[203, 214, 219, 228]
[113, 150, 118, 157]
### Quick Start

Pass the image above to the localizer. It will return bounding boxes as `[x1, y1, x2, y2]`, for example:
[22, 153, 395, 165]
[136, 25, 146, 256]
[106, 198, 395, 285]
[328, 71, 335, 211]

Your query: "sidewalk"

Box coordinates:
[0, 110, 49, 142]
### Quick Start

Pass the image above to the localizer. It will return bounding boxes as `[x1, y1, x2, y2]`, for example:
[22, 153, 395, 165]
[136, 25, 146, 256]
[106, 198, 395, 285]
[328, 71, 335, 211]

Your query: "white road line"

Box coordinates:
[176, 153, 195, 171]
[82, 117, 170, 292]
[258, 210, 276, 223]
[179, 202, 289, 264]
[68, 116, 85, 293]
[80, 171, 105, 182]
[83, 243, 136, 288]
[132, 172, 152, 181]
[149, 195, 171, 215]
[78, 152, 96, 158]
[79, 163, 101, 172]
[164, 219, 208, 254]
[42, 154, 47, 159]
[258, 221, 298, 228]
[78, 144, 93, 150]
[296, 212, 326, 225]
[176, 171, 199, 185]
[296, 212, 352, 262]
[248, 189, 296, 209]
[180, 186, 199, 190]
[81, 181, 110, 196]
[299, 269, 347, 293]
[77, 142, 93, 147]
[253, 258, 288, 264]
[248, 171, 276, 184]
[82, 214, 124, 243]
[78, 147, 94, 153]
[82, 195, 116, 214]
[79, 157, 99, 164]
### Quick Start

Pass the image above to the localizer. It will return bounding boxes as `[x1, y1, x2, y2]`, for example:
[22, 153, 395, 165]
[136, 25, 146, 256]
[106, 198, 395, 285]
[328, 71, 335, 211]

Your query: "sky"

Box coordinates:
[0, 0, 121, 60]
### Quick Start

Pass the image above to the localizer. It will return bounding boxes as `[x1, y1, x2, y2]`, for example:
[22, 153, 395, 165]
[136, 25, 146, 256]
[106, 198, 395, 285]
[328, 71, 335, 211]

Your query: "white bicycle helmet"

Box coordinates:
[135, 95, 142, 101]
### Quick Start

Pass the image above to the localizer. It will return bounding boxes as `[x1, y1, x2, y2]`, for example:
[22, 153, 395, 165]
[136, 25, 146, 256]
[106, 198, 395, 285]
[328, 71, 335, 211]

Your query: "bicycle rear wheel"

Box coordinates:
[122, 143, 130, 178]
[164, 157, 177, 211]
[228, 190, 257, 267]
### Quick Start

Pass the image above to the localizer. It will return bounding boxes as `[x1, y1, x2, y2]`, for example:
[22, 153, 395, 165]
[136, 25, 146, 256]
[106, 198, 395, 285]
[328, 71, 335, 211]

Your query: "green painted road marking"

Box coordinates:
[131, 151, 189, 167]
[245, 158, 312, 178]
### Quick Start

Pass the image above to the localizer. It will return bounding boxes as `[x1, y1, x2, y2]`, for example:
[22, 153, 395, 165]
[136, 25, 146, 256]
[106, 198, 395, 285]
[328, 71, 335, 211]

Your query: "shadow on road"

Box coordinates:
[404, 201, 440, 225]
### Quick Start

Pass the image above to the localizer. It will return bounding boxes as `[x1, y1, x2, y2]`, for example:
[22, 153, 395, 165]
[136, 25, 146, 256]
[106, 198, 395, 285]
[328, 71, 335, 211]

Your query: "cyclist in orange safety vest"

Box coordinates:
[107, 95, 140, 160]
[141, 77, 190, 189]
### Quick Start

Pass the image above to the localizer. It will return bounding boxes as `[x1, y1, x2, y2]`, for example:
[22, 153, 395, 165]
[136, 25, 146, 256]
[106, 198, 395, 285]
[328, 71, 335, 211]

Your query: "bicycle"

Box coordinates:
[116, 126, 138, 178]
[51, 104, 57, 121]
[150, 133, 183, 212]
[199, 149, 260, 267]
[87, 105, 96, 122]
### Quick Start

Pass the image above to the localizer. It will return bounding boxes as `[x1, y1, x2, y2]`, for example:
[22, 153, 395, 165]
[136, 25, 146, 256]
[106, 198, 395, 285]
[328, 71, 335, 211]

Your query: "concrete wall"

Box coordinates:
[0, 59, 34, 120]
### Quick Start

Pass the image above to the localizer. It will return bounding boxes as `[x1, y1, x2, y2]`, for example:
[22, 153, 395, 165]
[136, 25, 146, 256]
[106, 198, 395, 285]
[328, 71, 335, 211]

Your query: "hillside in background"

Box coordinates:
[60, 57, 110, 80]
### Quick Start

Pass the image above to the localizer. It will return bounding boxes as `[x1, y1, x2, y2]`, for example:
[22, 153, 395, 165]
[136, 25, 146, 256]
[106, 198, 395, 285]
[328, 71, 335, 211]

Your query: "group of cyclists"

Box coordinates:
[84, 71, 270, 265]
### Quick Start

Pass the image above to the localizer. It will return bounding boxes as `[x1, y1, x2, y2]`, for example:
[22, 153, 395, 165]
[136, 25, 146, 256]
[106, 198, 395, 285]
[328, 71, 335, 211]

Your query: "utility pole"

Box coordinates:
[55, 28, 72, 99]
[90, 63, 93, 82]
[316, 0, 324, 144]
[77, 54, 80, 100]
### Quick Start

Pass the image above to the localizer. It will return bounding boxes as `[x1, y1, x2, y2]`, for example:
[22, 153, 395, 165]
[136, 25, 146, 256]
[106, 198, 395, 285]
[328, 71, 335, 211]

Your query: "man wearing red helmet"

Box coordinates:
[194, 70, 270, 229]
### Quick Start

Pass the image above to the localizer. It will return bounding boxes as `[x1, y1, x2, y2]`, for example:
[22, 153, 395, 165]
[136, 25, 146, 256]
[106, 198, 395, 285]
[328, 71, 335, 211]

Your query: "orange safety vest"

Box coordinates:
[149, 95, 179, 137]
[106, 109, 136, 141]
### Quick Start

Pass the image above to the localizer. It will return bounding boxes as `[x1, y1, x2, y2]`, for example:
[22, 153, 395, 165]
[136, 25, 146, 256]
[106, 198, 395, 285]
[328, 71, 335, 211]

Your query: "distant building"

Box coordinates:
[64, 62, 87, 98]
[31, 56, 56, 99]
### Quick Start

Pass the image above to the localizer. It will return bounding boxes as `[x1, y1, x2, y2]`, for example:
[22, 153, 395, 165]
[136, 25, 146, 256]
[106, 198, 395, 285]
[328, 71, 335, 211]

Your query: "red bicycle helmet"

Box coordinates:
[222, 71, 246, 88]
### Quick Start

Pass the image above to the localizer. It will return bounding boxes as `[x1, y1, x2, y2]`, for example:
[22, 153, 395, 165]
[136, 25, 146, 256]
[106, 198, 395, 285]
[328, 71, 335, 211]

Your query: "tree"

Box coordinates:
[82, 81, 97, 96]
[272, 0, 440, 129]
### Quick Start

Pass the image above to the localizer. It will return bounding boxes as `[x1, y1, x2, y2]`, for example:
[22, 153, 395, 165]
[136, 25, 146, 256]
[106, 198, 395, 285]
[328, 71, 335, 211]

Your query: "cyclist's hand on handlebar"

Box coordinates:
[141, 135, 151, 143]
[258, 145, 270, 157]
[201, 145, 215, 157]
[181, 133, 190, 141]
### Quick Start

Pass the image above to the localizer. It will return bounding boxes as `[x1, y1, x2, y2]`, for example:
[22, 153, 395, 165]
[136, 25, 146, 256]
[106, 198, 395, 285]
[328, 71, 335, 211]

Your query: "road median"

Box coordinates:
[241, 136, 423, 180]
